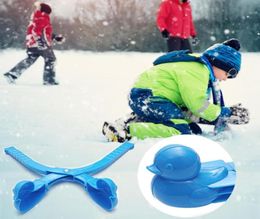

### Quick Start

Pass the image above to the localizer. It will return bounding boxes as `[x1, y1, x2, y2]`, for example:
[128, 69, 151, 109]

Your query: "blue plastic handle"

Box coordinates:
[71, 141, 134, 175]
[5, 141, 134, 176]
[5, 142, 134, 213]
[5, 146, 63, 175]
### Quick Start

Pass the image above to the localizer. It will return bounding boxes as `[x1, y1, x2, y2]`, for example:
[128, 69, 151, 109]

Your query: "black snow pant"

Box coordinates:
[167, 36, 192, 53]
[7, 47, 57, 83]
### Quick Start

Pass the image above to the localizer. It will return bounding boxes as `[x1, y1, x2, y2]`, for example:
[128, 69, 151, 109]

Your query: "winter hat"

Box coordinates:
[40, 3, 52, 14]
[34, 2, 52, 14]
[203, 39, 241, 78]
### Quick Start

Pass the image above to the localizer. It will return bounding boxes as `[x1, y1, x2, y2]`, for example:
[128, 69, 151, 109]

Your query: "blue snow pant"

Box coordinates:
[128, 88, 192, 134]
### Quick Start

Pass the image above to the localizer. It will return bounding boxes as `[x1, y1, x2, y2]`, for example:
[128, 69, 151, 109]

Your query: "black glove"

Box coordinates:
[228, 103, 249, 124]
[52, 34, 65, 44]
[161, 29, 169, 38]
[191, 36, 199, 46]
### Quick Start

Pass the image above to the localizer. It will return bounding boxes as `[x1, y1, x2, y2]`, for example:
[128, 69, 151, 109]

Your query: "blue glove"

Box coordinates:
[214, 107, 231, 134]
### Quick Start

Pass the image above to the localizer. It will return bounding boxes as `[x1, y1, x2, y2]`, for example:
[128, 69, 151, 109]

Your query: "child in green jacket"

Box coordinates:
[103, 39, 249, 142]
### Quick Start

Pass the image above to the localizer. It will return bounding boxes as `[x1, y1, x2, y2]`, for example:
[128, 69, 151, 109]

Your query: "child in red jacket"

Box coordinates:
[157, 0, 198, 52]
[4, 2, 64, 85]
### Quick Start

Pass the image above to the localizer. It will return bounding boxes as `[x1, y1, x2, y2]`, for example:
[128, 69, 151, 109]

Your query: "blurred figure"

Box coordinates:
[157, 0, 198, 52]
[3, 2, 65, 85]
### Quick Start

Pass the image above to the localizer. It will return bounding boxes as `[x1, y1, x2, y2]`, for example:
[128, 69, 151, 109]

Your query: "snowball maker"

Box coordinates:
[147, 144, 236, 208]
[5, 142, 134, 213]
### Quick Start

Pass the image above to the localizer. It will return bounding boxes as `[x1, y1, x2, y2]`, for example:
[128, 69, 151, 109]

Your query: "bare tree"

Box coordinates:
[1, 0, 259, 51]
[0, 0, 32, 48]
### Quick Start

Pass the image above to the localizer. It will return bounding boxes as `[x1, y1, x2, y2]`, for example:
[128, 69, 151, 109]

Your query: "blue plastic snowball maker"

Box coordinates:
[147, 144, 236, 208]
[4, 142, 134, 213]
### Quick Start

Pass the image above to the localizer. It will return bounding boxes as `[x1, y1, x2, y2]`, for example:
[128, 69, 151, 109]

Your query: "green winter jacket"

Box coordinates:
[133, 61, 221, 122]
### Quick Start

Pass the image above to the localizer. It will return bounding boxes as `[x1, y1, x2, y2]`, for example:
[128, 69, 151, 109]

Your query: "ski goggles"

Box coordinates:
[226, 68, 238, 79]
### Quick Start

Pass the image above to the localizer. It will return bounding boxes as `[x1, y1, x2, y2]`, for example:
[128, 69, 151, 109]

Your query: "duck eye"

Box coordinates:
[165, 163, 173, 170]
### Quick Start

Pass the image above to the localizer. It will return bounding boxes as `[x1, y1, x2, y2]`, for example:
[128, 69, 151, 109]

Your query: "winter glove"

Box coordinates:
[191, 36, 199, 46]
[214, 107, 232, 134]
[161, 29, 169, 38]
[228, 103, 249, 125]
[36, 38, 47, 50]
[52, 34, 66, 44]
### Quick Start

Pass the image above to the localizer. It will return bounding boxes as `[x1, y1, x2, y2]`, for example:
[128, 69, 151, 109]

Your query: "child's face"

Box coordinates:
[212, 66, 228, 81]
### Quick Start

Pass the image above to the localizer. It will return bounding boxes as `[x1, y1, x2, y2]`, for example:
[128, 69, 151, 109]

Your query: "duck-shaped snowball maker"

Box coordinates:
[147, 144, 236, 208]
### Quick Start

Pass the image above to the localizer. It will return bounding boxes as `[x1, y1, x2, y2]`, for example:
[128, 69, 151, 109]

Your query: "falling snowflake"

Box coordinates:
[224, 29, 230, 35]
[213, 52, 219, 57]
[130, 41, 136, 45]
[102, 21, 109, 26]
[210, 36, 216, 41]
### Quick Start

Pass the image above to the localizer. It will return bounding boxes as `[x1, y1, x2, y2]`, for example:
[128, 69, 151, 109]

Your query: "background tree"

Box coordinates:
[0, 0, 259, 52]
[0, 0, 32, 48]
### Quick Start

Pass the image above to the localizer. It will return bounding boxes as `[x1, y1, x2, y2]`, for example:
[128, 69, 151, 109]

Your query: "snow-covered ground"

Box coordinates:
[0, 50, 260, 219]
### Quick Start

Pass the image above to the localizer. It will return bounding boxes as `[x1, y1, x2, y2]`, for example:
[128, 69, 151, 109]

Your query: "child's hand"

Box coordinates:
[214, 107, 231, 134]
[161, 29, 169, 38]
[53, 34, 65, 44]
[191, 36, 199, 46]
[214, 117, 229, 135]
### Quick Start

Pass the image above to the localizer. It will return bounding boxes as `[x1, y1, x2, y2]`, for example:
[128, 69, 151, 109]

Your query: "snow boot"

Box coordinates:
[114, 112, 139, 127]
[43, 80, 59, 85]
[102, 121, 131, 142]
[4, 73, 17, 84]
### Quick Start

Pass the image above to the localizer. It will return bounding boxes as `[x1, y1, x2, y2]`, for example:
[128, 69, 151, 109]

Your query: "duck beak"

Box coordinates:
[147, 164, 161, 175]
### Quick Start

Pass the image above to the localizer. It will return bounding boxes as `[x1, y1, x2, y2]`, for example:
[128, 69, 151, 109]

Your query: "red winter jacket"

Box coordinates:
[156, 0, 196, 39]
[26, 10, 53, 48]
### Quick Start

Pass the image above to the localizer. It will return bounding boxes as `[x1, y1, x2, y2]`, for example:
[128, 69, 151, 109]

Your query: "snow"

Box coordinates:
[224, 29, 230, 35]
[210, 36, 217, 41]
[0, 50, 260, 219]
